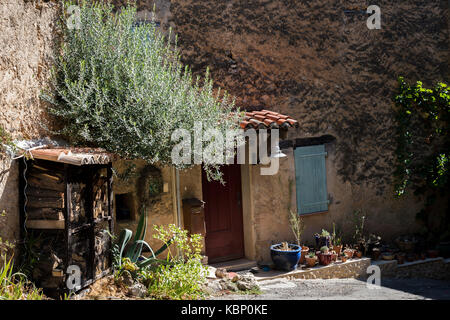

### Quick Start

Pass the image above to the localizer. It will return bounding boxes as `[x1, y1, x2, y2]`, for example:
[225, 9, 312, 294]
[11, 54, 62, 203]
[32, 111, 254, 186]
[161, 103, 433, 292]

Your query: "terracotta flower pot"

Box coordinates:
[427, 249, 439, 258]
[299, 246, 309, 264]
[372, 249, 381, 261]
[355, 251, 363, 258]
[382, 253, 394, 260]
[333, 245, 343, 256]
[331, 252, 338, 262]
[305, 256, 317, 268]
[318, 253, 333, 266]
[344, 249, 354, 258]
[406, 253, 415, 262]
[340, 256, 348, 263]
[396, 253, 405, 265]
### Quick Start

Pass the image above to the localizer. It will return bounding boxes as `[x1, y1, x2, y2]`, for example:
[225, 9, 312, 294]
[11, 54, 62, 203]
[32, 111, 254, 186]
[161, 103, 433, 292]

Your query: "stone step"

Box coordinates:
[210, 258, 257, 272]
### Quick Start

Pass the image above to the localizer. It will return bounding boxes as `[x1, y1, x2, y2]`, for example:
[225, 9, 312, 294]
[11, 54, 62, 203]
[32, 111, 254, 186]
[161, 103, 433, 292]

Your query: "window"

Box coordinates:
[115, 193, 135, 221]
[294, 144, 329, 214]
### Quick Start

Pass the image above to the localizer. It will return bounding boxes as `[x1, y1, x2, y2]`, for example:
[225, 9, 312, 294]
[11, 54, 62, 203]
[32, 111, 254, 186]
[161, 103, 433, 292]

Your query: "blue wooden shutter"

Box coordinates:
[294, 145, 328, 214]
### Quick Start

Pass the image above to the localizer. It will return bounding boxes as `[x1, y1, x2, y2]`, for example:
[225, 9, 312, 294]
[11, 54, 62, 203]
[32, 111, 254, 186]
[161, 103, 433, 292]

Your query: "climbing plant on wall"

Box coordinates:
[393, 77, 449, 237]
[42, 1, 242, 181]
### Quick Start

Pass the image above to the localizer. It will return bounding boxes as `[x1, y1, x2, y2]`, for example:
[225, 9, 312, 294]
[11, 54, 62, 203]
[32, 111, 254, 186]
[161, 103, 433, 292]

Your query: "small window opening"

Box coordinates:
[115, 193, 135, 221]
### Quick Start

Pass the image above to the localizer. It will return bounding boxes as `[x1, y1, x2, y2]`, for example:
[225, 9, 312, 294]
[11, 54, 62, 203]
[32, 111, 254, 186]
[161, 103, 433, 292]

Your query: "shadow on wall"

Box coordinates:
[0, 157, 19, 245]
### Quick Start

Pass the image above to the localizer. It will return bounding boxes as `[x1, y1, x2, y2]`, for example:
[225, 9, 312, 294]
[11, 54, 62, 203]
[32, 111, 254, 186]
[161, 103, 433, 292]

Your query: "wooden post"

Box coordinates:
[63, 164, 72, 295]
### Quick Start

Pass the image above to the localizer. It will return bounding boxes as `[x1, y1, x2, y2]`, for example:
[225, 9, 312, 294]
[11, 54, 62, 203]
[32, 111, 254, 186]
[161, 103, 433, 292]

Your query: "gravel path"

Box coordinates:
[212, 277, 450, 300]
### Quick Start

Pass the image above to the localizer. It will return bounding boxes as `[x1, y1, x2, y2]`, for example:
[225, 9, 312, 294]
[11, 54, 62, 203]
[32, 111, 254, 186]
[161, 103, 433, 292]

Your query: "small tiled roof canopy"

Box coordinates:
[240, 110, 299, 130]
[30, 148, 112, 166]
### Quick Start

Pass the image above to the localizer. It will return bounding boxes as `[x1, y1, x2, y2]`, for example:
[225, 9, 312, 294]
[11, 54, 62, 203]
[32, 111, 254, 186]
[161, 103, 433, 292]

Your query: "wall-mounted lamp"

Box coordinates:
[271, 145, 287, 158]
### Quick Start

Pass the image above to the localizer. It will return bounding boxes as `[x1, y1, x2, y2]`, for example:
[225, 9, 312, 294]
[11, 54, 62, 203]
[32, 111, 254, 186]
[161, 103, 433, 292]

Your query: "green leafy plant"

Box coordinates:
[331, 222, 342, 246]
[42, 1, 243, 181]
[113, 207, 172, 275]
[0, 125, 16, 156]
[320, 246, 329, 253]
[307, 251, 316, 258]
[393, 77, 449, 241]
[0, 239, 44, 300]
[352, 210, 365, 244]
[145, 224, 207, 300]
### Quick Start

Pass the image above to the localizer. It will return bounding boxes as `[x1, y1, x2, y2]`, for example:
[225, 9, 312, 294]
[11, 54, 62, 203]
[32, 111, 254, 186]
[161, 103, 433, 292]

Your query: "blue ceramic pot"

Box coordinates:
[270, 244, 302, 271]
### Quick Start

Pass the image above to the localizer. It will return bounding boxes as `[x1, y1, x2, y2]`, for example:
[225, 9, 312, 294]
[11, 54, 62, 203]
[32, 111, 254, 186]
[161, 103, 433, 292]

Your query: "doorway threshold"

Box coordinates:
[210, 258, 257, 272]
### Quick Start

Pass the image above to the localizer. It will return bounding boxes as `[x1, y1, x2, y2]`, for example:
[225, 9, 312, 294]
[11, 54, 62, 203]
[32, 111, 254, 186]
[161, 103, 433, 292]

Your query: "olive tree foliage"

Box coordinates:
[42, 1, 242, 180]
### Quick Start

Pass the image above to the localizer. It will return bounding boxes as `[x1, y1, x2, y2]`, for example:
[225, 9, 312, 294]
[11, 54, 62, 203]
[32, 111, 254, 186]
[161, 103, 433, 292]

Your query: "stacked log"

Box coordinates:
[70, 183, 86, 224]
[93, 177, 108, 219]
[25, 162, 65, 221]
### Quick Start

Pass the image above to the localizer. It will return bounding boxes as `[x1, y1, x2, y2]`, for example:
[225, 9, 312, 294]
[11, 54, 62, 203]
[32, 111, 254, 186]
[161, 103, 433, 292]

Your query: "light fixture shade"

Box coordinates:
[271, 145, 287, 158]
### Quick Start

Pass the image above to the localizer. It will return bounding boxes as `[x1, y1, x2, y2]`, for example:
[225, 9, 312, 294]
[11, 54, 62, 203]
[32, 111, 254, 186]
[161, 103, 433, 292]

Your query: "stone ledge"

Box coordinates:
[254, 258, 371, 281]
[397, 257, 443, 268]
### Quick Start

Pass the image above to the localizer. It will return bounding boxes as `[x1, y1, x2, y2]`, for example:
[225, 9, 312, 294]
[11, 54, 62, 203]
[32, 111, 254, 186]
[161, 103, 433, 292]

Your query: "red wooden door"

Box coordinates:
[201, 164, 244, 263]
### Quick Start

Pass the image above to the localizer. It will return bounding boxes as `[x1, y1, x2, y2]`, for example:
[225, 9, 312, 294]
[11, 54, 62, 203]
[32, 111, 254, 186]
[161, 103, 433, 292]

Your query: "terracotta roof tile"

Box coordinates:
[240, 110, 298, 130]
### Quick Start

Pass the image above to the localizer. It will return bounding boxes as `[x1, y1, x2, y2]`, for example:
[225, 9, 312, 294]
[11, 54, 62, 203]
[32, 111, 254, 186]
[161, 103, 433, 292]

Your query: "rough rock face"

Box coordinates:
[0, 0, 59, 244]
[163, 0, 448, 193]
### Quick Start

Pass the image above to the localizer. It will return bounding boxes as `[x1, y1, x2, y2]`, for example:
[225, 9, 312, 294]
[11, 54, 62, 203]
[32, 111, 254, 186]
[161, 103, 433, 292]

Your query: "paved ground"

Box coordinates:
[212, 278, 450, 300]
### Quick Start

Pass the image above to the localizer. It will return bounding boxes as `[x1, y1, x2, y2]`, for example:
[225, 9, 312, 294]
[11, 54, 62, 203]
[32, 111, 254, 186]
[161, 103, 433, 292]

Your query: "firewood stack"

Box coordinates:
[93, 177, 108, 220]
[26, 162, 65, 222]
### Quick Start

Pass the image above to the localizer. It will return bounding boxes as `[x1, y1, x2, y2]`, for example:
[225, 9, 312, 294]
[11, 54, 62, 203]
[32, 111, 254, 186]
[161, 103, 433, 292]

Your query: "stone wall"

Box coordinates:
[0, 0, 59, 244]
[374, 258, 450, 280]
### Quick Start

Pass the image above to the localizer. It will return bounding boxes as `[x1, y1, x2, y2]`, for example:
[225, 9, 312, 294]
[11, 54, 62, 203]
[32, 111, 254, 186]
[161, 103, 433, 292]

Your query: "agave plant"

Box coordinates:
[115, 207, 172, 270]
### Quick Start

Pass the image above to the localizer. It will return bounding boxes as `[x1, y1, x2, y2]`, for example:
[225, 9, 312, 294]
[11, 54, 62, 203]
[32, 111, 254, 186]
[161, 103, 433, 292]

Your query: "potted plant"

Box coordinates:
[427, 249, 439, 258]
[305, 252, 317, 268]
[396, 252, 405, 264]
[343, 247, 355, 258]
[270, 242, 302, 271]
[288, 210, 308, 264]
[314, 229, 331, 249]
[331, 223, 343, 255]
[330, 250, 338, 262]
[318, 246, 333, 266]
[372, 247, 381, 260]
[354, 250, 363, 258]
[340, 252, 348, 263]
[395, 235, 417, 253]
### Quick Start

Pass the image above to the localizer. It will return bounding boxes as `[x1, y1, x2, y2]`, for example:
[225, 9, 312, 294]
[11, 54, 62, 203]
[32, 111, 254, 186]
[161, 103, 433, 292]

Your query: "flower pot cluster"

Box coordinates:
[372, 234, 447, 265]
[270, 225, 369, 271]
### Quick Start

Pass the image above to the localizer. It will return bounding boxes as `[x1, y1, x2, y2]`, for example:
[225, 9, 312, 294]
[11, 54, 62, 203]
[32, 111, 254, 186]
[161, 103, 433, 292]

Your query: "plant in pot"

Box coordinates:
[372, 247, 381, 260]
[343, 246, 355, 258]
[305, 251, 317, 268]
[365, 234, 382, 256]
[270, 241, 302, 271]
[340, 252, 348, 263]
[395, 235, 418, 253]
[396, 252, 405, 264]
[318, 246, 333, 266]
[331, 222, 343, 255]
[314, 229, 331, 249]
[288, 210, 308, 265]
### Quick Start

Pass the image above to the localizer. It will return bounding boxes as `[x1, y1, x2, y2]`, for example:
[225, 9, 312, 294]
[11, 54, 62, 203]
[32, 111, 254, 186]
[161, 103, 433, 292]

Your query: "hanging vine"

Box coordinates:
[393, 76, 449, 238]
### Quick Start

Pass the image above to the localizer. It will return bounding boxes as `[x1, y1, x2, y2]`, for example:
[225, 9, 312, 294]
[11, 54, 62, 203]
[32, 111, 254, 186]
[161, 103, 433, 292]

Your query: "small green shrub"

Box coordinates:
[0, 239, 44, 300]
[43, 1, 242, 181]
[145, 225, 207, 300]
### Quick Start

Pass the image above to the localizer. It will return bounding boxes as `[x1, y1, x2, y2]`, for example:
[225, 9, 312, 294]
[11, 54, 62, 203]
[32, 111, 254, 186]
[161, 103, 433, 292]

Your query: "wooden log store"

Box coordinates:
[18, 148, 114, 297]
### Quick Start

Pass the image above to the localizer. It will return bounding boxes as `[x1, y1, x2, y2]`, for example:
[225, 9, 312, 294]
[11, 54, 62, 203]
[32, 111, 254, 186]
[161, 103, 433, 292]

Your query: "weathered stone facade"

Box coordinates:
[1, 1, 448, 265]
[0, 0, 59, 244]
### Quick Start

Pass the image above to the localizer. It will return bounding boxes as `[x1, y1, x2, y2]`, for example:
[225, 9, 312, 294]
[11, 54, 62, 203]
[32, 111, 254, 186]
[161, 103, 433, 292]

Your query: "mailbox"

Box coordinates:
[182, 198, 205, 237]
